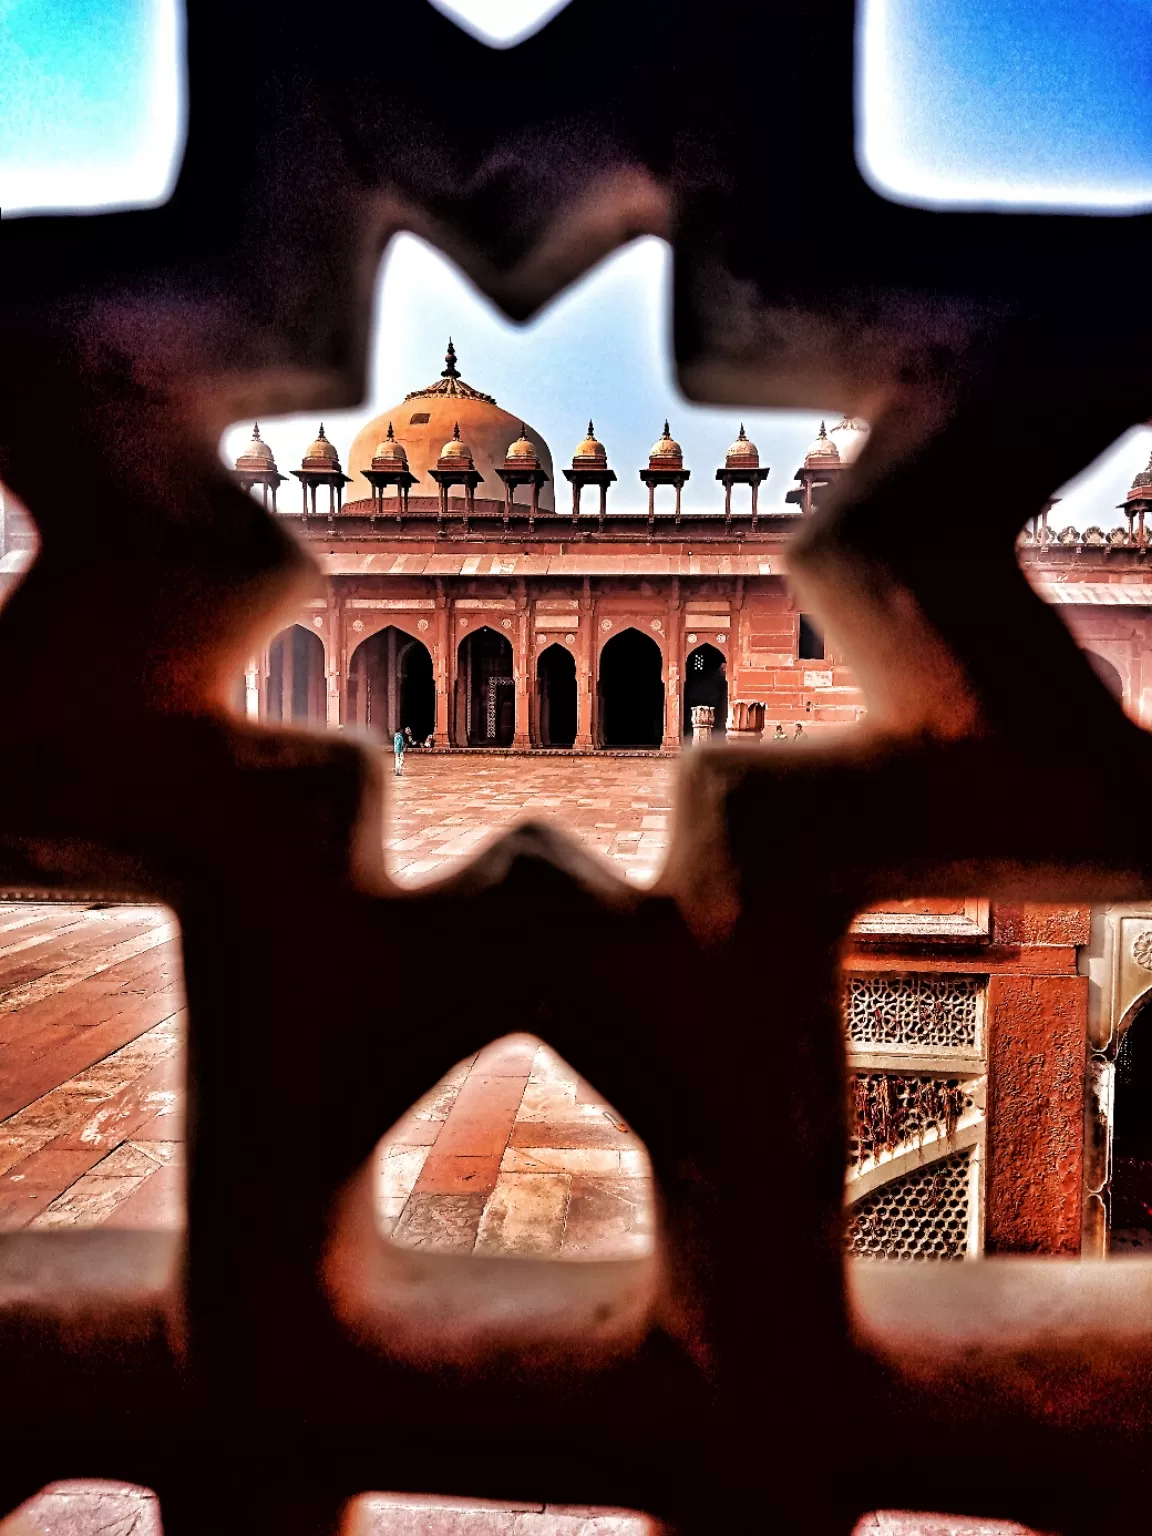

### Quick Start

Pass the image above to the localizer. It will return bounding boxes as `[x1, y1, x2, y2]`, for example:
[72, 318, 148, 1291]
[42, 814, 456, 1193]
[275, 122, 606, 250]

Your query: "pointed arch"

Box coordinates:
[348, 625, 435, 742]
[456, 625, 515, 746]
[1085, 650, 1124, 703]
[536, 642, 577, 747]
[267, 624, 326, 726]
[1111, 992, 1152, 1251]
[682, 642, 727, 739]
[597, 627, 664, 748]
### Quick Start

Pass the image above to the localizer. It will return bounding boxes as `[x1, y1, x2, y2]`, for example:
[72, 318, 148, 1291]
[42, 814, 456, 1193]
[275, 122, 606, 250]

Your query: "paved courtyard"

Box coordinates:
[0, 759, 1032, 1536]
[0, 757, 677, 1239]
[385, 752, 676, 886]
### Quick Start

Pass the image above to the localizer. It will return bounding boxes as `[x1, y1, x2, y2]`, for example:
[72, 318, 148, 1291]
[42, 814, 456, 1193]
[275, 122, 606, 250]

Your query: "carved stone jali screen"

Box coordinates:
[4, 2, 1152, 1534]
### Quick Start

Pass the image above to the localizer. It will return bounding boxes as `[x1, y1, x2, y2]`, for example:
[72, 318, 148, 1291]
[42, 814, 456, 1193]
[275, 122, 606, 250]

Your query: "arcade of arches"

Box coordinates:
[253, 617, 694, 750]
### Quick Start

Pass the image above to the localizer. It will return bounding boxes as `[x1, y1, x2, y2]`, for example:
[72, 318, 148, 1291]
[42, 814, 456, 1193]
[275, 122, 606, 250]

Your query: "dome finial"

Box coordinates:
[252, 421, 262, 440]
[317, 422, 327, 440]
[663, 419, 670, 437]
[588, 419, 594, 436]
[442, 339, 459, 380]
[386, 421, 395, 440]
[453, 421, 461, 439]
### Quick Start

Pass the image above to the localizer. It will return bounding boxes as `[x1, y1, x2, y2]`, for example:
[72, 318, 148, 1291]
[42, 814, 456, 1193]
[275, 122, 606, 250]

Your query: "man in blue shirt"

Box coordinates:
[393, 728, 406, 775]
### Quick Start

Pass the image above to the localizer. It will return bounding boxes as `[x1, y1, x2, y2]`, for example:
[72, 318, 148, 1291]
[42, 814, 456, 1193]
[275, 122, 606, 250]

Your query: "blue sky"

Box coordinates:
[0, 0, 184, 215]
[859, 0, 1152, 210]
[3, 0, 1151, 523]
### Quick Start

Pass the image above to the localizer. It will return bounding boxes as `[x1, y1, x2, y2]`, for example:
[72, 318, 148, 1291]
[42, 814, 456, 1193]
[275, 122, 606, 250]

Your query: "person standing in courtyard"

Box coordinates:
[393, 727, 406, 775]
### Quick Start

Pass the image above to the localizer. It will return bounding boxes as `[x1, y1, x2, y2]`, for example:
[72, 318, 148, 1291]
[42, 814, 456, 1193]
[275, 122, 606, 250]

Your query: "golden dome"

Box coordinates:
[302, 423, 340, 469]
[573, 420, 607, 466]
[343, 341, 554, 509]
[506, 424, 539, 462]
[235, 422, 276, 472]
[649, 420, 683, 467]
[828, 414, 870, 464]
[439, 422, 475, 466]
[371, 421, 408, 468]
[725, 424, 759, 467]
[804, 422, 840, 466]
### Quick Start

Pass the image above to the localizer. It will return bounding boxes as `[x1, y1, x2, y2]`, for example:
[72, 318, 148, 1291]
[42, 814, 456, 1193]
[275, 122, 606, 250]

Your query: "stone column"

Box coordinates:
[245, 658, 260, 720]
[726, 700, 764, 744]
[661, 647, 679, 751]
[326, 594, 342, 729]
[690, 705, 714, 745]
[513, 591, 531, 750]
[435, 584, 452, 747]
[660, 605, 681, 751]
[575, 580, 593, 749]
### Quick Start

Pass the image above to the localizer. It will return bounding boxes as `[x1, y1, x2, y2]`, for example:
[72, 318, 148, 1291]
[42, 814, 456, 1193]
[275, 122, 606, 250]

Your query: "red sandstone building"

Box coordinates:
[7, 350, 1152, 1267]
[226, 347, 1152, 1268]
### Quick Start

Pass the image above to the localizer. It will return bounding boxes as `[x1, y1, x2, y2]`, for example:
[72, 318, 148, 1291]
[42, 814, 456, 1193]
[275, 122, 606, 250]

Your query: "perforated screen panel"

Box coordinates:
[844, 974, 982, 1053]
[846, 1150, 974, 1261]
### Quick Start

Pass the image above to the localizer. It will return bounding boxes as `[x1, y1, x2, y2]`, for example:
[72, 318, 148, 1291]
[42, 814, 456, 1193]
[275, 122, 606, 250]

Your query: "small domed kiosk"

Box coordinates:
[234, 423, 285, 510]
[429, 422, 484, 527]
[562, 421, 616, 525]
[494, 425, 550, 526]
[786, 421, 844, 517]
[639, 421, 690, 523]
[361, 422, 419, 520]
[1121, 447, 1152, 545]
[715, 424, 770, 524]
[291, 424, 351, 518]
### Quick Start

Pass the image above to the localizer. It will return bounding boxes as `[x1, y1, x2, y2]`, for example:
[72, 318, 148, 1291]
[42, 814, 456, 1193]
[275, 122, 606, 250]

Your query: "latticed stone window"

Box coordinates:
[5, 0, 1152, 1531]
[843, 973, 984, 1055]
[844, 975, 987, 1259]
[845, 1150, 978, 1261]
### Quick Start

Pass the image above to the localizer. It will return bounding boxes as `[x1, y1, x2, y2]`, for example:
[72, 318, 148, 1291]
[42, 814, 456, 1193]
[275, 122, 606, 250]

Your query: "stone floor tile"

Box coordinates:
[0, 1146, 107, 1224]
[383, 1114, 443, 1146]
[103, 1162, 182, 1230]
[31, 1174, 154, 1228]
[561, 1176, 657, 1259]
[378, 1145, 431, 1205]
[500, 1147, 620, 1175]
[474, 1171, 570, 1256]
[414, 1152, 502, 1197]
[391, 1192, 488, 1251]
[510, 1120, 640, 1152]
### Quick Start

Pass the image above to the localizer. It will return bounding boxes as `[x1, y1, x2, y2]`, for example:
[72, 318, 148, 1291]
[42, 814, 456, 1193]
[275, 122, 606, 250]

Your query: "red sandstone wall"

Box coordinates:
[985, 970, 1087, 1254]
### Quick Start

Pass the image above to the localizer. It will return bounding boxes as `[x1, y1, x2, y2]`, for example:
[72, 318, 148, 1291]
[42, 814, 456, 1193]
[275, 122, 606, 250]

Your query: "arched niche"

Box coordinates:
[536, 643, 577, 747]
[598, 627, 663, 748]
[1085, 649, 1125, 702]
[682, 641, 727, 739]
[1111, 990, 1152, 1251]
[348, 625, 435, 743]
[456, 625, 515, 747]
[267, 624, 326, 726]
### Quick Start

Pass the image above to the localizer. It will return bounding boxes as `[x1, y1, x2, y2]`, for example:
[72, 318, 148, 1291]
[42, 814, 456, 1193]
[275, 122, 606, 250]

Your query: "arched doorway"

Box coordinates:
[598, 628, 664, 748]
[1086, 650, 1124, 703]
[682, 642, 727, 739]
[536, 644, 577, 747]
[348, 625, 435, 742]
[1112, 999, 1152, 1250]
[457, 626, 515, 746]
[267, 624, 326, 726]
